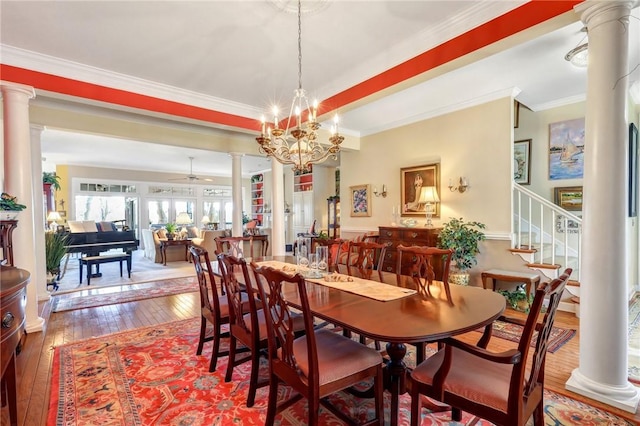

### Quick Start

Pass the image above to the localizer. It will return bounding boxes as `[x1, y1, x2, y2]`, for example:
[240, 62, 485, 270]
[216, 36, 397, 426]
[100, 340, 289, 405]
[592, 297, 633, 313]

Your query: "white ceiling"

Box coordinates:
[1, 1, 639, 178]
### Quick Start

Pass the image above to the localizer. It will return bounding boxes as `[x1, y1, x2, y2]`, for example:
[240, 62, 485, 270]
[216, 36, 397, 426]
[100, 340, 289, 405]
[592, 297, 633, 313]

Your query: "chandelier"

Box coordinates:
[256, 0, 344, 173]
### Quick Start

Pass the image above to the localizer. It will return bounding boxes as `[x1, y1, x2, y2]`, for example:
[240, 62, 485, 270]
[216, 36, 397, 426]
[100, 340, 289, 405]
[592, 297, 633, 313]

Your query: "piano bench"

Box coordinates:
[79, 253, 131, 285]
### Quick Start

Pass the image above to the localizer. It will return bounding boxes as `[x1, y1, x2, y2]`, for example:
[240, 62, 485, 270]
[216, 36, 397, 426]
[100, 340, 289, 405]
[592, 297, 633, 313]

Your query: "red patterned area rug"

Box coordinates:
[50, 277, 198, 313]
[473, 320, 576, 353]
[628, 292, 640, 384]
[47, 318, 633, 425]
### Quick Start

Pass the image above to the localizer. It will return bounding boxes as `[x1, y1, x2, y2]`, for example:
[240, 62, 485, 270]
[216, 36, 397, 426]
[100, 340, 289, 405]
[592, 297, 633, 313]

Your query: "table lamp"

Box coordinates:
[175, 212, 192, 236]
[418, 186, 440, 227]
[201, 215, 210, 229]
[46, 211, 62, 231]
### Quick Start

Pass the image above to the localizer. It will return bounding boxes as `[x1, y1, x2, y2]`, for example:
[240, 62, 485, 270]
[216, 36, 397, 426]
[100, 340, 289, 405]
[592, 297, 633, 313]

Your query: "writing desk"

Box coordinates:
[245, 257, 506, 425]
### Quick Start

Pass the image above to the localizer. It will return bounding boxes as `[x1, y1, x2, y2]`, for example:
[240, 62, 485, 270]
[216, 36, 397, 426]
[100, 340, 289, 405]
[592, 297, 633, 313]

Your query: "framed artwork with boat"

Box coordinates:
[549, 117, 585, 180]
[554, 186, 583, 211]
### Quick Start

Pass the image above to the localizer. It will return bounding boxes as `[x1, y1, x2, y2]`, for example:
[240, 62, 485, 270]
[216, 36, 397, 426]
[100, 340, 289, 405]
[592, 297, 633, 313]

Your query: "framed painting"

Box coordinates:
[629, 123, 638, 217]
[400, 163, 440, 217]
[554, 186, 583, 211]
[549, 117, 585, 180]
[350, 184, 371, 217]
[514, 139, 531, 185]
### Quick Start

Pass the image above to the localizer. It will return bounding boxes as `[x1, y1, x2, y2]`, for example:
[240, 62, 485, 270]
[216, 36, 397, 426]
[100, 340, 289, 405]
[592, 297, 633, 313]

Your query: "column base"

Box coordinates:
[25, 316, 45, 333]
[566, 368, 639, 413]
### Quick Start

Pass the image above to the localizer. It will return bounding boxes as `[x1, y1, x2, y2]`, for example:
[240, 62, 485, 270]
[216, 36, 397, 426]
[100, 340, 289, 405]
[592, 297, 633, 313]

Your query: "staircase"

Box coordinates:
[512, 182, 581, 313]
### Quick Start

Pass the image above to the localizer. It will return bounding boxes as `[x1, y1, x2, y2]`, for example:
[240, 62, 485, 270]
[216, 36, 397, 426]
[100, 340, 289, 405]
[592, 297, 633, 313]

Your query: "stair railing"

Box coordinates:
[513, 182, 582, 281]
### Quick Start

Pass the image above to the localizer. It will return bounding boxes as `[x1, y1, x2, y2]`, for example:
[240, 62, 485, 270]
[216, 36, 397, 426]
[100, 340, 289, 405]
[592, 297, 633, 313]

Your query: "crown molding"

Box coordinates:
[1, 45, 263, 119]
[359, 87, 519, 137]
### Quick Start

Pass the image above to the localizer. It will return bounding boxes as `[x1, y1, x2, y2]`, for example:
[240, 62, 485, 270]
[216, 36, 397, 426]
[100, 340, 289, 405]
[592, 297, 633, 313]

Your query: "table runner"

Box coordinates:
[255, 260, 416, 302]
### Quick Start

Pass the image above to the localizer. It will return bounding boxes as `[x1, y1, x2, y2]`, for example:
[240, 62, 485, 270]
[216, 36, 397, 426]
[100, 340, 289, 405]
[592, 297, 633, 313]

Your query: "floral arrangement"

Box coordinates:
[0, 192, 27, 211]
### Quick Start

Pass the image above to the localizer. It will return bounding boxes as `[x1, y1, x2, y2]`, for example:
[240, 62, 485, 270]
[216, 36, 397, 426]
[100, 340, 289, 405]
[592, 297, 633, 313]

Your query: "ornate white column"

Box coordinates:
[1, 81, 45, 332]
[229, 152, 244, 237]
[270, 160, 285, 256]
[565, 0, 639, 413]
[30, 125, 50, 302]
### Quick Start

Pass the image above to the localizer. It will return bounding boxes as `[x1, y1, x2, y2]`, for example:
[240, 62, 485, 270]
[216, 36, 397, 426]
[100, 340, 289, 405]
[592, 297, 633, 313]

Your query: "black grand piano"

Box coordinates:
[63, 229, 139, 282]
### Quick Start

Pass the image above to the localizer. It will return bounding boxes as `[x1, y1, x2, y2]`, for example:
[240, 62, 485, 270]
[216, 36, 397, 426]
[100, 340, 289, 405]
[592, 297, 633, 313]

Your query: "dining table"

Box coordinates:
[224, 256, 506, 426]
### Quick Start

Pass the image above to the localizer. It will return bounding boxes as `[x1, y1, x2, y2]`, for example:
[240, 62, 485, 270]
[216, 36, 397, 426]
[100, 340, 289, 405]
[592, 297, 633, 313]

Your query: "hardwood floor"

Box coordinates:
[6, 294, 640, 425]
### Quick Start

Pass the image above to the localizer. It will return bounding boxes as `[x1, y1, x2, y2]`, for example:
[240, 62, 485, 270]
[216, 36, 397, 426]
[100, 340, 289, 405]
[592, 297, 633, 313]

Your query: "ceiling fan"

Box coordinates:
[169, 156, 214, 182]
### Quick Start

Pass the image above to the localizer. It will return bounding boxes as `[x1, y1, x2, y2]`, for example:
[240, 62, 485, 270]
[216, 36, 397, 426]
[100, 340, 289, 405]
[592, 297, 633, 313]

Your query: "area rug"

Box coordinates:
[629, 292, 640, 384]
[51, 277, 198, 313]
[47, 318, 634, 425]
[474, 320, 576, 353]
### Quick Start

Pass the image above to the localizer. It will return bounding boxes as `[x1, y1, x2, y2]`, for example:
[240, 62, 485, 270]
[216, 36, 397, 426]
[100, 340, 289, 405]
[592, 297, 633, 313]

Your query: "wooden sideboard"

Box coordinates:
[1, 265, 29, 426]
[378, 226, 442, 275]
[0, 220, 18, 266]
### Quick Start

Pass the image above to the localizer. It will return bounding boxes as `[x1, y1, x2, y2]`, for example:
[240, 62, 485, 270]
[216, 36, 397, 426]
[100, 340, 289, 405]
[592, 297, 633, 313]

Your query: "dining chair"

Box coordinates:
[409, 268, 572, 426]
[395, 245, 453, 300]
[215, 236, 254, 259]
[216, 253, 267, 407]
[250, 263, 385, 426]
[346, 241, 387, 281]
[189, 245, 249, 372]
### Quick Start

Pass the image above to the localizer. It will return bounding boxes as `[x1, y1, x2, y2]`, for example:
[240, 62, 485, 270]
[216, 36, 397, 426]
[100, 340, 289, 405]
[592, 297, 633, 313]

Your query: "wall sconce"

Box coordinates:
[448, 177, 469, 193]
[373, 184, 387, 198]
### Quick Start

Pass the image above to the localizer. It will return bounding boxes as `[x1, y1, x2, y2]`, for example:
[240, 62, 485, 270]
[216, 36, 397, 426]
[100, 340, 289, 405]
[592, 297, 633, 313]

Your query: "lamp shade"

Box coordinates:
[418, 186, 440, 204]
[47, 211, 62, 221]
[175, 212, 192, 225]
[201, 215, 210, 224]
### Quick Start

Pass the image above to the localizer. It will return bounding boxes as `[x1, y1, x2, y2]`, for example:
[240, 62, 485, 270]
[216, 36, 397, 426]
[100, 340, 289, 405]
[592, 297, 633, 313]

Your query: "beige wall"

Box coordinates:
[340, 97, 513, 236]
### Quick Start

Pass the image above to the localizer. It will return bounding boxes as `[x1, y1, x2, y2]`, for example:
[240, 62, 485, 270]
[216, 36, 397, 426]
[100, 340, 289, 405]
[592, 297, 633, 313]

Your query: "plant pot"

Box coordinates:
[166, 233, 175, 240]
[0, 211, 20, 221]
[449, 270, 470, 286]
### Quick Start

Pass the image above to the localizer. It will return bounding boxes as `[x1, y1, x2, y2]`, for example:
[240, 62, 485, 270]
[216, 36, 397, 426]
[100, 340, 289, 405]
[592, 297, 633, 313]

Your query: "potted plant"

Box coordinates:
[42, 172, 62, 190]
[437, 217, 486, 285]
[0, 192, 27, 220]
[498, 288, 533, 313]
[45, 231, 69, 288]
[165, 223, 177, 240]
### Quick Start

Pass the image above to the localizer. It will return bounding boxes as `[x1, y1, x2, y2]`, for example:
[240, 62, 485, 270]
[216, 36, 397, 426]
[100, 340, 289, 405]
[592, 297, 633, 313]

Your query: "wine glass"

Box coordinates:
[316, 246, 328, 275]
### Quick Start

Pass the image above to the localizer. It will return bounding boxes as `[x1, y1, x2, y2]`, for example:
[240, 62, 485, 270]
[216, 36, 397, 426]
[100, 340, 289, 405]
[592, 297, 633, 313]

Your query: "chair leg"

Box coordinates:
[308, 389, 320, 426]
[374, 367, 384, 425]
[452, 407, 462, 422]
[266, 374, 279, 426]
[246, 347, 261, 407]
[533, 399, 544, 425]
[209, 325, 222, 372]
[196, 317, 206, 355]
[224, 335, 237, 382]
[410, 383, 421, 426]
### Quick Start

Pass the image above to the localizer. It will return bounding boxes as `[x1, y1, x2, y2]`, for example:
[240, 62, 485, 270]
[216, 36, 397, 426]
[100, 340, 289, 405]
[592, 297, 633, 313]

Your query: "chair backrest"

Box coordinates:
[215, 236, 254, 258]
[346, 241, 387, 281]
[217, 253, 260, 337]
[396, 245, 453, 299]
[189, 245, 224, 317]
[250, 264, 318, 390]
[312, 238, 344, 271]
[516, 268, 572, 405]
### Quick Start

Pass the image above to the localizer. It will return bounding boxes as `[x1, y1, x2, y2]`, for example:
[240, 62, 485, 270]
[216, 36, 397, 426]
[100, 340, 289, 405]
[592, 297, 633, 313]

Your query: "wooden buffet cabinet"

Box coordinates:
[1, 266, 29, 426]
[378, 226, 442, 275]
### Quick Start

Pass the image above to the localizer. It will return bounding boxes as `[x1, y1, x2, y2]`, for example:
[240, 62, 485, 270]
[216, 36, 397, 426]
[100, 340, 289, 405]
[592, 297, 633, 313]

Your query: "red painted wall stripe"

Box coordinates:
[1, 0, 581, 132]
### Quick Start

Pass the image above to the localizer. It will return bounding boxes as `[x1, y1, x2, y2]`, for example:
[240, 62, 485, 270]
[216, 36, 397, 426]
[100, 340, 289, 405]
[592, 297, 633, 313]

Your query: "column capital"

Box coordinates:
[228, 152, 245, 159]
[576, 0, 635, 29]
[0, 81, 36, 100]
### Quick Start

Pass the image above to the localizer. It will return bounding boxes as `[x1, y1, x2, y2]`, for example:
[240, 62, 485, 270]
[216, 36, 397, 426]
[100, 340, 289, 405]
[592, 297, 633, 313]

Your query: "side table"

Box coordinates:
[159, 238, 192, 266]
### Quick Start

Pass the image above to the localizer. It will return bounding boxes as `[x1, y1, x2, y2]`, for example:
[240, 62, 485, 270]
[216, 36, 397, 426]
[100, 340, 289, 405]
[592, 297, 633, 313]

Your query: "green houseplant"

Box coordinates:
[45, 232, 68, 285]
[0, 192, 27, 211]
[42, 172, 62, 190]
[437, 217, 486, 285]
[165, 223, 177, 240]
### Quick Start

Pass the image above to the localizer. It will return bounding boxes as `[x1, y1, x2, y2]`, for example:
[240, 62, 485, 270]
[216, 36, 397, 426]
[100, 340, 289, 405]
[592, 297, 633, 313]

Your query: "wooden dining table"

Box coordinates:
[225, 256, 506, 426]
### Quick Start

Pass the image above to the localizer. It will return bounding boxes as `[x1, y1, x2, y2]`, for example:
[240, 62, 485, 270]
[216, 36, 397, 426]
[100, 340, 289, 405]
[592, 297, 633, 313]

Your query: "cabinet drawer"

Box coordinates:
[1, 288, 26, 361]
[379, 228, 401, 240]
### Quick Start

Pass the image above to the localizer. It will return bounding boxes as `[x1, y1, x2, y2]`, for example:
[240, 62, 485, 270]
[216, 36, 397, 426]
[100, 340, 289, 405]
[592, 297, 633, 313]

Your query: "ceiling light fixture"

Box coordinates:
[256, 0, 343, 173]
[565, 27, 588, 68]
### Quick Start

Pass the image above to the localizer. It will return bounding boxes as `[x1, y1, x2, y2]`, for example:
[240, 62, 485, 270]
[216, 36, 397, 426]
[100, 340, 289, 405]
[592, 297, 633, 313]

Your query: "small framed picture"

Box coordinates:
[350, 184, 371, 217]
[514, 139, 531, 185]
[554, 186, 583, 211]
[400, 163, 440, 217]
